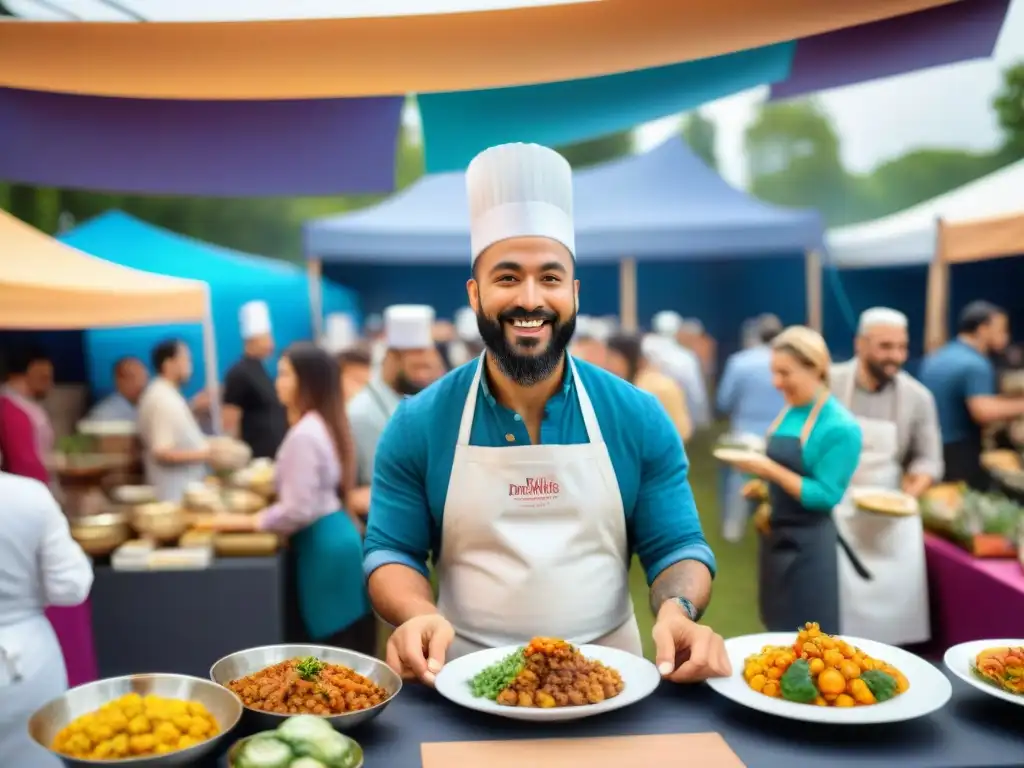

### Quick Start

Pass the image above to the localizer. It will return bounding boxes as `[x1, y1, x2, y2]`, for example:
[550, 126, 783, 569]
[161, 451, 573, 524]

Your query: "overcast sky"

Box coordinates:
[637, 0, 1024, 187]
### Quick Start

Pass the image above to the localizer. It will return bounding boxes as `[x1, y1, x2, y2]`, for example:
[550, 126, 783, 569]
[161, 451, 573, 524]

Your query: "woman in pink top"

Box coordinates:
[213, 343, 374, 654]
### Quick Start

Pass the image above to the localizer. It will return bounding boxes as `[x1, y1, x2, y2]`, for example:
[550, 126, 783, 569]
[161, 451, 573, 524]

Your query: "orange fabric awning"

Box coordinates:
[0, 0, 955, 99]
[938, 211, 1024, 264]
[0, 210, 209, 329]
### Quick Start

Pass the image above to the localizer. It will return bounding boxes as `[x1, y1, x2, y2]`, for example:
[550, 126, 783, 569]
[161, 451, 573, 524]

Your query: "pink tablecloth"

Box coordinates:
[46, 600, 98, 688]
[924, 533, 1024, 650]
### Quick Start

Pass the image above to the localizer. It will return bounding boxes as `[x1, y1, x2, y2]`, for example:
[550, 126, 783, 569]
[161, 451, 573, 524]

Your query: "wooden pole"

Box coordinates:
[805, 249, 822, 332]
[619, 257, 637, 332]
[307, 257, 323, 341]
[924, 218, 949, 353]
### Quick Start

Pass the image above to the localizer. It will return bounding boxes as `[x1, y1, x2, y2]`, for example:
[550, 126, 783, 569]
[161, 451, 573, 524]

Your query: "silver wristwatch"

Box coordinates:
[671, 596, 700, 622]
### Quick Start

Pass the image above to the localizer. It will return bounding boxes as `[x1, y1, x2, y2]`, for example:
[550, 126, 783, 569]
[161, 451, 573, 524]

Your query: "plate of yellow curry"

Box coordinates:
[944, 639, 1024, 707]
[707, 623, 951, 723]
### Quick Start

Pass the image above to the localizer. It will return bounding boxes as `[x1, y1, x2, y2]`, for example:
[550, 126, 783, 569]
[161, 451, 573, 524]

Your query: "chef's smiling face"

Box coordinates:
[857, 324, 908, 385]
[468, 236, 578, 386]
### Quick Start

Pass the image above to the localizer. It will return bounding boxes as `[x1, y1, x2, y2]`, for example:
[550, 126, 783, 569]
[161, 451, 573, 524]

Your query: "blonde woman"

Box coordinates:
[729, 326, 862, 634]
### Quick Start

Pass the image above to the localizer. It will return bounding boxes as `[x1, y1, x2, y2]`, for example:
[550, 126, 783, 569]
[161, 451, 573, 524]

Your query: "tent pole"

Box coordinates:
[307, 256, 323, 341]
[805, 249, 822, 332]
[924, 218, 949, 354]
[619, 257, 637, 332]
[200, 287, 223, 435]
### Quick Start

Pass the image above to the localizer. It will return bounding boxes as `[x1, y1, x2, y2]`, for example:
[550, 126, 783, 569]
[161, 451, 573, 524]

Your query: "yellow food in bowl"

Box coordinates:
[743, 622, 909, 707]
[51, 693, 220, 760]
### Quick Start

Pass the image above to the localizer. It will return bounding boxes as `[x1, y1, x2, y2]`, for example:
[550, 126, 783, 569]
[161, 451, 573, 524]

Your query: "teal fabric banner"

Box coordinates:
[419, 42, 795, 173]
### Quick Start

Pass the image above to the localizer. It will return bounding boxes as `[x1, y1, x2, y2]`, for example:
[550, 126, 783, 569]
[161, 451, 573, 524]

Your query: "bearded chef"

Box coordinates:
[830, 307, 943, 646]
[363, 142, 729, 686]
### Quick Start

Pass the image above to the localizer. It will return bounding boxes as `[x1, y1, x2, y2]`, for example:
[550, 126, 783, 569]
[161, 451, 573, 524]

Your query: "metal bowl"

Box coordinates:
[28, 673, 243, 768]
[70, 512, 131, 556]
[209, 644, 401, 732]
[131, 503, 189, 543]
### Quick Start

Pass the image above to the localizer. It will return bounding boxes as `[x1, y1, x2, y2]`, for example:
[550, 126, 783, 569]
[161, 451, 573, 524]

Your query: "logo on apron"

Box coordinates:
[508, 476, 561, 506]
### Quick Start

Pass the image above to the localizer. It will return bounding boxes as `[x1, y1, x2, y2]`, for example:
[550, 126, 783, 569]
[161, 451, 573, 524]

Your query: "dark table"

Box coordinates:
[91, 555, 286, 680]
[204, 664, 1023, 768]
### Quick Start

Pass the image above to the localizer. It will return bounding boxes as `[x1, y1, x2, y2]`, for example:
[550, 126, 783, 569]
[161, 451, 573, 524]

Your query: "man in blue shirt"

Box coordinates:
[919, 301, 1024, 489]
[364, 142, 729, 688]
[715, 314, 785, 542]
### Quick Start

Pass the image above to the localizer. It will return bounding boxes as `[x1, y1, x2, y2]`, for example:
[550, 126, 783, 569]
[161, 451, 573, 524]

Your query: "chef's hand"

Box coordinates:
[385, 614, 455, 686]
[652, 600, 732, 683]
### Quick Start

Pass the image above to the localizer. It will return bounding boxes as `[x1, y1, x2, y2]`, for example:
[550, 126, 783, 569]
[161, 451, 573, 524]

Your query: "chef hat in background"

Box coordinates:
[575, 314, 595, 339]
[239, 300, 272, 340]
[466, 142, 574, 264]
[587, 317, 612, 343]
[858, 307, 908, 334]
[651, 310, 683, 337]
[322, 313, 359, 354]
[384, 304, 436, 350]
[454, 306, 481, 342]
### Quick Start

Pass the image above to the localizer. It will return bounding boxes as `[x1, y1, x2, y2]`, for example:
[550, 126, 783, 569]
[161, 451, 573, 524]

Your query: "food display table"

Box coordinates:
[925, 533, 1024, 649]
[200, 667, 1022, 768]
[91, 554, 286, 680]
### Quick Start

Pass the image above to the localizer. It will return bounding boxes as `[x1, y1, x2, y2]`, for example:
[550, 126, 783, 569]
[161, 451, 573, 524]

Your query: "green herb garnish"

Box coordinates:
[469, 647, 526, 700]
[296, 656, 325, 681]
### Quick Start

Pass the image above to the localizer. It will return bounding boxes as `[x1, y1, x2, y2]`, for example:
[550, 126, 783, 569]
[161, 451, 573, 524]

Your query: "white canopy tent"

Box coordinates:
[826, 159, 1024, 269]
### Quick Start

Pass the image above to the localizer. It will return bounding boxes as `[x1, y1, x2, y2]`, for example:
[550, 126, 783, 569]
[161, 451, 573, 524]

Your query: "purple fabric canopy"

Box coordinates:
[0, 89, 403, 196]
[770, 0, 1010, 100]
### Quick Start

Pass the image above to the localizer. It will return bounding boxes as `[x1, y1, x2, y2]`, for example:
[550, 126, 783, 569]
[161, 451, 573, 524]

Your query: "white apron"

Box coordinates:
[0, 616, 68, 768]
[436, 355, 642, 660]
[835, 373, 930, 645]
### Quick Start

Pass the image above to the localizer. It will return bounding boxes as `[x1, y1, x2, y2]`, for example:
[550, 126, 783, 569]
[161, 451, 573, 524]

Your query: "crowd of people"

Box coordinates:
[3, 139, 1024, 765]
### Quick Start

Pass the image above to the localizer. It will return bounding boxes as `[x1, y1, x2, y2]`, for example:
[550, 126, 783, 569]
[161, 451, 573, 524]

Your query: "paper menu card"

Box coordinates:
[421, 732, 746, 767]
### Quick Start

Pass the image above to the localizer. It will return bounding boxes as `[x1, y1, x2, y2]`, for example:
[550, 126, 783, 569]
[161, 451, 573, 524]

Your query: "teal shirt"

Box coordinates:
[771, 395, 862, 511]
[363, 357, 716, 585]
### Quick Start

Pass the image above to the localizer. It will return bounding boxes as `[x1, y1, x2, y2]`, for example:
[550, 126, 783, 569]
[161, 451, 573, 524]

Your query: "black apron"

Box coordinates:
[942, 428, 989, 491]
[757, 393, 868, 635]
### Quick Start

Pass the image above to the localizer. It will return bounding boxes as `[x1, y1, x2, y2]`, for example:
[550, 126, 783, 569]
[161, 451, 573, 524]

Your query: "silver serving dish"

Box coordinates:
[209, 644, 401, 732]
[28, 673, 243, 768]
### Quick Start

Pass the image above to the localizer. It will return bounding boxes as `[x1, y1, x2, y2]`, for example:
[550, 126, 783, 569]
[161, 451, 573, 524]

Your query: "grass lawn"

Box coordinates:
[377, 422, 763, 661]
[630, 424, 763, 659]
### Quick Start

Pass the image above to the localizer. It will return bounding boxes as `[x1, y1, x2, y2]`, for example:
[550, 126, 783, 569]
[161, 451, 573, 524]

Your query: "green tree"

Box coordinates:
[681, 111, 717, 169]
[745, 100, 852, 223]
[994, 60, 1024, 159]
[853, 148, 1007, 221]
[556, 130, 634, 169]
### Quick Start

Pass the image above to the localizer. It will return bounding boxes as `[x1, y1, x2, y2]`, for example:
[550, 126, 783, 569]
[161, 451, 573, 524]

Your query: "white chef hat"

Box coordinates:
[239, 300, 272, 340]
[454, 306, 480, 342]
[651, 310, 683, 337]
[858, 307, 908, 334]
[466, 142, 574, 264]
[322, 313, 358, 354]
[587, 317, 612, 343]
[384, 304, 435, 350]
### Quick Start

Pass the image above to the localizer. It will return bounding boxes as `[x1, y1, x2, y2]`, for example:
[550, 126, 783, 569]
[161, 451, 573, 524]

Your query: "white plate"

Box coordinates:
[943, 639, 1024, 707]
[433, 644, 660, 721]
[850, 486, 918, 517]
[706, 632, 951, 723]
[712, 447, 762, 464]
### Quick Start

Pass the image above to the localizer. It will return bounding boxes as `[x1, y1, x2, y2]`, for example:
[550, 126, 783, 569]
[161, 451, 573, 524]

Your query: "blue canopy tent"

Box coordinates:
[59, 211, 360, 399]
[304, 138, 823, 358]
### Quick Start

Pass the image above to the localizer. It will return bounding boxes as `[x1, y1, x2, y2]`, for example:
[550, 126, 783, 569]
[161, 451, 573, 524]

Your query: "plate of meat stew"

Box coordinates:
[209, 644, 401, 731]
[433, 637, 660, 721]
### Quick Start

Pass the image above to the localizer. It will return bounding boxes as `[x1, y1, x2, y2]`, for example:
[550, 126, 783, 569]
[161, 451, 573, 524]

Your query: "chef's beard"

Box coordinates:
[865, 358, 900, 387]
[477, 307, 576, 386]
[394, 370, 423, 396]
